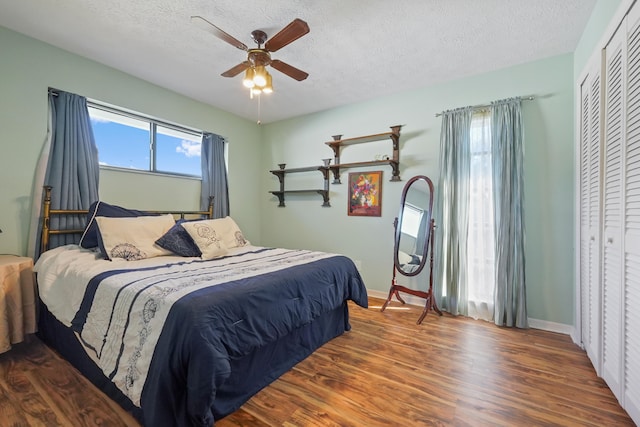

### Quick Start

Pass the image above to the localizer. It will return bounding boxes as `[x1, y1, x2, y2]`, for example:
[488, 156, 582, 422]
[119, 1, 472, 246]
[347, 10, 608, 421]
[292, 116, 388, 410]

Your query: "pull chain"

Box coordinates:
[257, 93, 262, 125]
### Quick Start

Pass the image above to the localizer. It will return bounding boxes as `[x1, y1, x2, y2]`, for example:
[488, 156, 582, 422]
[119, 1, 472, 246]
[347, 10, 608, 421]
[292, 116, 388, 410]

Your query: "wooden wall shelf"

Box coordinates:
[269, 125, 402, 207]
[325, 125, 402, 183]
[268, 163, 331, 207]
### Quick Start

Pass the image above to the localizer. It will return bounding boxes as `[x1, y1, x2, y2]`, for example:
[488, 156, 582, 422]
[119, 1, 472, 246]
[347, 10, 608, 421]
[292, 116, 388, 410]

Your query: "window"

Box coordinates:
[88, 105, 202, 177]
[400, 203, 424, 238]
[466, 111, 495, 320]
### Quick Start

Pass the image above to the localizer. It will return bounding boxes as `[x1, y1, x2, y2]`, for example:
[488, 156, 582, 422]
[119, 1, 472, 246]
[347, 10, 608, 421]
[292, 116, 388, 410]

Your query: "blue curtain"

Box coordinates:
[434, 107, 473, 316]
[414, 209, 429, 254]
[491, 98, 527, 328]
[42, 91, 100, 252]
[201, 133, 229, 218]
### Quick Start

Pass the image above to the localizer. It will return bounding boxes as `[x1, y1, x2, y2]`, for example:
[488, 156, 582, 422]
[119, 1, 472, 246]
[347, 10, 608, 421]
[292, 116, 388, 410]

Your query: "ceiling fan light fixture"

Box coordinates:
[195, 17, 310, 98]
[262, 73, 273, 94]
[243, 68, 256, 88]
[253, 65, 267, 87]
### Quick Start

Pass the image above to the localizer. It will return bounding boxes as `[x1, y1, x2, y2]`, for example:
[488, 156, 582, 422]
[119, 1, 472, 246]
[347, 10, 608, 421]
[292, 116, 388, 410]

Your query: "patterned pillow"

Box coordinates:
[155, 219, 202, 257]
[184, 217, 249, 249]
[95, 214, 176, 261]
[181, 220, 229, 260]
[218, 216, 250, 248]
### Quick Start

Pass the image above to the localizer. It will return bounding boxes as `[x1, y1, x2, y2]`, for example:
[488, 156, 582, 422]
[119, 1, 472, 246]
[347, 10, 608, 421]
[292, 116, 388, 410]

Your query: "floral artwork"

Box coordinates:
[348, 171, 382, 216]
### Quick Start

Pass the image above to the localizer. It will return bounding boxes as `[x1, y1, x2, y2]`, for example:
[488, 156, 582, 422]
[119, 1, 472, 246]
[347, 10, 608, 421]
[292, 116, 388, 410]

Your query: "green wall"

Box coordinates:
[261, 54, 576, 325]
[1, 2, 612, 327]
[0, 26, 262, 255]
[574, 0, 625, 80]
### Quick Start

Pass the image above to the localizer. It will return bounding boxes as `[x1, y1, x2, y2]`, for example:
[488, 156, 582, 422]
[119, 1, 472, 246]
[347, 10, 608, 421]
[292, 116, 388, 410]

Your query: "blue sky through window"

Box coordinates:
[88, 106, 202, 177]
[156, 126, 201, 176]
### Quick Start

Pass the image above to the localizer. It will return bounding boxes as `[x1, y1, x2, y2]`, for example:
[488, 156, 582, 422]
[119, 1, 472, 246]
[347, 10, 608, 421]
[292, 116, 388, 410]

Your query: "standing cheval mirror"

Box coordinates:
[381, 175, 442, 324]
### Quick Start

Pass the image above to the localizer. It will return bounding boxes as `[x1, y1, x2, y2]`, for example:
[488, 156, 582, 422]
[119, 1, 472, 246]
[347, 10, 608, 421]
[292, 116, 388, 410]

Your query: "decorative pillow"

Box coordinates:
[185, 217, 249, 249]
[181, 220, 229, 260]
[79, 201, 152, 249]
[95, 214, 176, 261]
[155, 219, 202, 257]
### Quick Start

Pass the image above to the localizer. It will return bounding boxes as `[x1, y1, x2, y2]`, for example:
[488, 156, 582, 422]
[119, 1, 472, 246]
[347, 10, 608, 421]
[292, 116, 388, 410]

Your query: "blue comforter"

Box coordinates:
[70, 247, 368, 426]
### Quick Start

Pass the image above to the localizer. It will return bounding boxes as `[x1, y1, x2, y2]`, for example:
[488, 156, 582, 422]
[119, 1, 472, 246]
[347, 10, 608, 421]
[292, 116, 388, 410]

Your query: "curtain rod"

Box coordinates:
[434, 96, 535, 117]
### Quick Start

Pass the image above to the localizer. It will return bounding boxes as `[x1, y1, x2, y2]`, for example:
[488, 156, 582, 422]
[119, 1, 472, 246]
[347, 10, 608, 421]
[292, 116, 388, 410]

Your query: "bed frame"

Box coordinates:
[36, 186, 354, 424]
[40, 185, 214, 253]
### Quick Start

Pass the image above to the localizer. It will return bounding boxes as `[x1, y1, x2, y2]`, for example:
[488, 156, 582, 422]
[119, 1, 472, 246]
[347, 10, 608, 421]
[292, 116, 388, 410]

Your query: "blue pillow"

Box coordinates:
[155, 219, 202, 257]
[79, 201, 152, 249]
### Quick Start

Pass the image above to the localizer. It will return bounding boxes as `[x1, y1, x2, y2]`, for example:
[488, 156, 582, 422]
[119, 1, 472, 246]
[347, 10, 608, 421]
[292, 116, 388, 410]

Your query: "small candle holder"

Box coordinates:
[278, 163, 286, 170]
[322, 158, 332, 167]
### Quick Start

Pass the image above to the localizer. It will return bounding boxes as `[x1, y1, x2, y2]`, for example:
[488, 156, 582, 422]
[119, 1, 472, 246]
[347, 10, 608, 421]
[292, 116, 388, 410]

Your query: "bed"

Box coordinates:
[397, 250, 423, 274]
[34, 187, 368, 426]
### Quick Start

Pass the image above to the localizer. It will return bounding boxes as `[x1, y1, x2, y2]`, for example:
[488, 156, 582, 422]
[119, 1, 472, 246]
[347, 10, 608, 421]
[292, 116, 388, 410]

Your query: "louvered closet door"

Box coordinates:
[578, 60, 602, 374]
[602, 22, 625, 401]
[624, 5, 640, 422]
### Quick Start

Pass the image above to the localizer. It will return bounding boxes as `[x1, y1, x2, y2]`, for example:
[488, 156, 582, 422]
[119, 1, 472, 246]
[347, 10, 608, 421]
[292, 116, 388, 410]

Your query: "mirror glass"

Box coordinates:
[394, 176, 434, 276]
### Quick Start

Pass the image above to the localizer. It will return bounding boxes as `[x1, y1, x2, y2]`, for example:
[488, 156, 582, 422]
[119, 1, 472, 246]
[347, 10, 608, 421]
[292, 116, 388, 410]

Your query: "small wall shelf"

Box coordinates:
[269, 162, 331, 207]
[325, 125, 402, 184]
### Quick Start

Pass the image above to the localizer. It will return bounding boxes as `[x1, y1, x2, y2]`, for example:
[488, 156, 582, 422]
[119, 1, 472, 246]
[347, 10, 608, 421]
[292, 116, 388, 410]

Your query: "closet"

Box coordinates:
[578, 51, 602, 379]
[577, 2, 640, 423]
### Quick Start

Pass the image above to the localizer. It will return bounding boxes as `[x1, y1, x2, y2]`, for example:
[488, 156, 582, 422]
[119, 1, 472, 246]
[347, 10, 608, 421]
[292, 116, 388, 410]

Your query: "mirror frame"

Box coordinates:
[393, 175, 434, 277]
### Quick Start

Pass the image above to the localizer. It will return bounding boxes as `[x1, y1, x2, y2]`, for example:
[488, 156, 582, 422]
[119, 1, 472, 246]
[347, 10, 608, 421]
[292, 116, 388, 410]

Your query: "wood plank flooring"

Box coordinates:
[0, 297, 634, 426]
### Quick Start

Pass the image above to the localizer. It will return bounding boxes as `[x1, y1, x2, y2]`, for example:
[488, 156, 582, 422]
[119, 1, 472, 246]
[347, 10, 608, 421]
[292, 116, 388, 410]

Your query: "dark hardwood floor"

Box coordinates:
[0, 297, 634, 426]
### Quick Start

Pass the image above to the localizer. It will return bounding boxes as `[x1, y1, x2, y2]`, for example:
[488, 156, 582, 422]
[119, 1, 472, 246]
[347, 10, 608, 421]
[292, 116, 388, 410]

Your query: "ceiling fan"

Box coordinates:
[191, 15, 310, 94]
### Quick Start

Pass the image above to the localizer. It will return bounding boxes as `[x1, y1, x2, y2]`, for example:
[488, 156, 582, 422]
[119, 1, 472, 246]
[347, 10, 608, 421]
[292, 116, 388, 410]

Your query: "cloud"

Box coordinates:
[176, 140, 201, 158]
[90, 116, 111, 124]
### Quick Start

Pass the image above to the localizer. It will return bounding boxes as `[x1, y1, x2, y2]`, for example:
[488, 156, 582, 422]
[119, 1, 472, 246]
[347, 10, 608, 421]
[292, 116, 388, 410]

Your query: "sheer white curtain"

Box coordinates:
[467, 111, 495, 321]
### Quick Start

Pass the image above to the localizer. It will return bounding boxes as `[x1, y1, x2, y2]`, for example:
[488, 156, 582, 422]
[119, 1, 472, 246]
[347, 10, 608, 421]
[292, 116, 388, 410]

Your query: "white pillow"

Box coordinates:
[181, 220, 229, 260]
[95, 214, 176, 261]
[398, 250, 412, 265]
[183, 217, 249, 250]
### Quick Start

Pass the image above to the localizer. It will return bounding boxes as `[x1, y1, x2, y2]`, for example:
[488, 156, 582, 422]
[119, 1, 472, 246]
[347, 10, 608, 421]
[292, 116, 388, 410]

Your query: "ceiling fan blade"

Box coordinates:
[265, 18, 310, 52]
[221, 61, 250, 77]
[270, 60, 309, 81]
[190, 15, 248, 51]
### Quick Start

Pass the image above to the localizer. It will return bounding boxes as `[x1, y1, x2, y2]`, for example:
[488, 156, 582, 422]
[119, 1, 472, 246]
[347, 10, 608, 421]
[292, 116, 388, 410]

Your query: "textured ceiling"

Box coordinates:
[0, 0, 596, 124]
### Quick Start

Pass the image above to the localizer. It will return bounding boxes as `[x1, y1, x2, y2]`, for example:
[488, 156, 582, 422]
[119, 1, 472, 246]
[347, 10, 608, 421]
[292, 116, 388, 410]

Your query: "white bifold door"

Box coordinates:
[621, 4, 640, 420]
[602, 11, 624, 401]
[599, 3, 640, 422]
[578, 53, 602, 377]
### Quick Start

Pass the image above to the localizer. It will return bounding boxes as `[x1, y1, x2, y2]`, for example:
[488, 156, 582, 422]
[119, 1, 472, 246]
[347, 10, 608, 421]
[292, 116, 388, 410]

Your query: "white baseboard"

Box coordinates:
[366, 288, 574, 335]
[367, 289, 427, 307]
[527, 318, 574, 336]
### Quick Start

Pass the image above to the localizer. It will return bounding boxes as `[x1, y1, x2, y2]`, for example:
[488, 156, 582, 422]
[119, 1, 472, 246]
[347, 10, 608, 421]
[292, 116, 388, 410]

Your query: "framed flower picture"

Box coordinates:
[348, 171, 382, 217]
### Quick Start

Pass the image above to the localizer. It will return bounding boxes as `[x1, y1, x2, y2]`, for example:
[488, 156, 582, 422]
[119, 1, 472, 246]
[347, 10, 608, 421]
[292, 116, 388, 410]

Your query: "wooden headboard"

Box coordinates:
[40, 186, 214, 253]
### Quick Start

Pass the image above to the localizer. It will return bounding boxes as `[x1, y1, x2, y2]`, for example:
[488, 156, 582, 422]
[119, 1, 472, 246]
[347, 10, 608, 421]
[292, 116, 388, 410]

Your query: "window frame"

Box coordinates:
[88, 102, 204, 179]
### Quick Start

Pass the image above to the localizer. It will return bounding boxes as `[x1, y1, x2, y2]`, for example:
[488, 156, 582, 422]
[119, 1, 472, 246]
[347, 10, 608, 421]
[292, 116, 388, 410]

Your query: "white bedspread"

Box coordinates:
[34, 245, 339, 406]
[35, 245, 196, 326]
